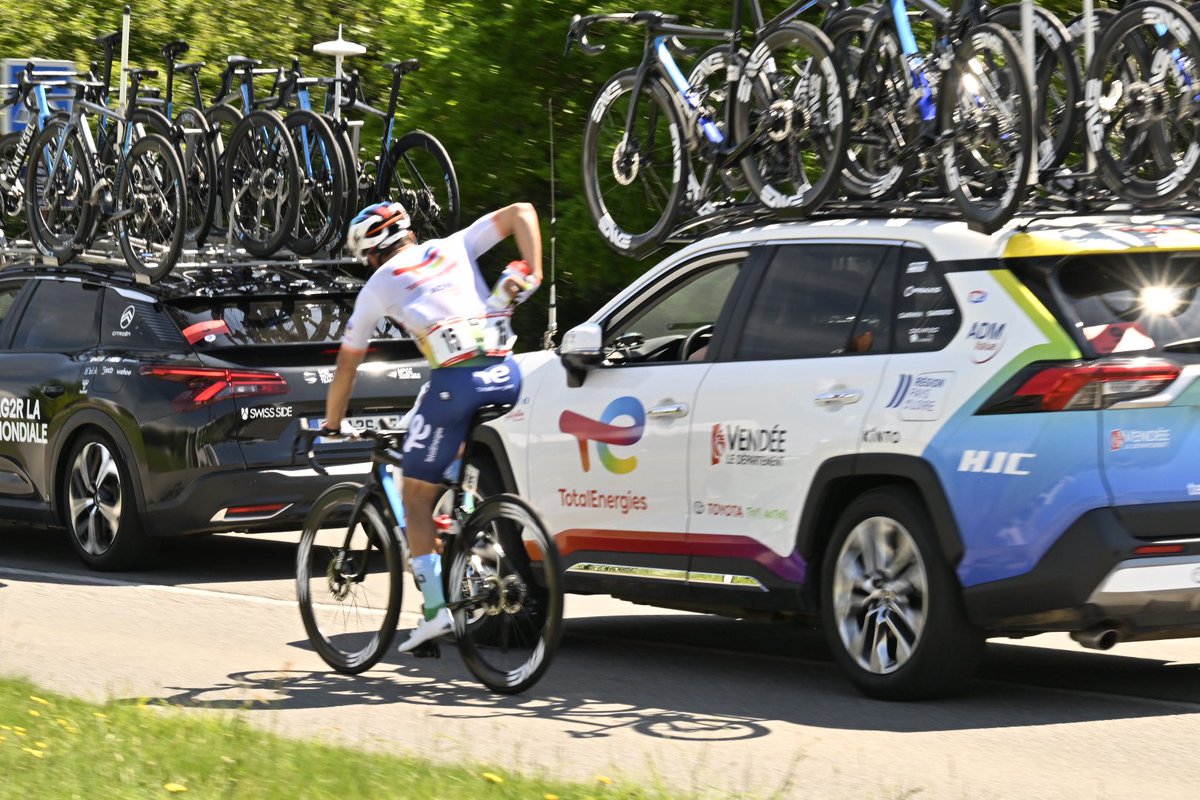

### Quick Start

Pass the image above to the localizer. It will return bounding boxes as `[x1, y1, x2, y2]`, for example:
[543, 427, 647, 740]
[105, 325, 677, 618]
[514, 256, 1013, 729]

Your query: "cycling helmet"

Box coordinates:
[346, 201, 411, 259]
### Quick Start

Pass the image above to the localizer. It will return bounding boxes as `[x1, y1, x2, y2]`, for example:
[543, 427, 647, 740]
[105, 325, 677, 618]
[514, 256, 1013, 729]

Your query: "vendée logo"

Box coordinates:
[558, 396, 645, 474]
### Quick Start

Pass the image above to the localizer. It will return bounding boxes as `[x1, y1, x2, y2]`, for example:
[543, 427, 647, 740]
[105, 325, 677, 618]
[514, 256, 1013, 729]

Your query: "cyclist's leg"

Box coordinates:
[400, 359, 521, 620]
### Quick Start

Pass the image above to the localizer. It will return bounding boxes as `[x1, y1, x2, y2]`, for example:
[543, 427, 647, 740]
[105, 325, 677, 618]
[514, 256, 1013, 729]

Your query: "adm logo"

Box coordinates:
[558, 396, 645, 474]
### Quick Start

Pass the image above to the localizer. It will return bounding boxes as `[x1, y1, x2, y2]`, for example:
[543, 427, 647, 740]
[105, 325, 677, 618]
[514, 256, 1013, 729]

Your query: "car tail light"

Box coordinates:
[980, 359, 1181, 413]
[140, 366, 289, 412]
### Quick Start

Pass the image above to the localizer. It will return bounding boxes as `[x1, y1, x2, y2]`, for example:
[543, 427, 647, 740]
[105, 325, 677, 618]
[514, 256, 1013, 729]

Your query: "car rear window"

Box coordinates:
[168, 296, 407, 347]
[1055, 252, 1200, 355]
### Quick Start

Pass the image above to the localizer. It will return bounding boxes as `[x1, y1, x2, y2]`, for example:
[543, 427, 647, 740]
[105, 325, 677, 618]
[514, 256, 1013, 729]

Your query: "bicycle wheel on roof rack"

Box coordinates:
[938, 23, 1033, 233]
[285, 110, 346, 256]
[25, 118, 94, 262]
[0, 132, 28, 241]
[223, 109, 300, 258]
[116, 132, 187, 282]
[582, 67, 687, 257]
[384, 131, 459, 245]
[734, 21, 849, 217]
[1084, 0, 1200, 206]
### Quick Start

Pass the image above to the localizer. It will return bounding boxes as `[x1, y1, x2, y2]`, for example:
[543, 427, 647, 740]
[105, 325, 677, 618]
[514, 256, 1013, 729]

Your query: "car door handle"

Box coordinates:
[814, 389, 862, 407]
[648, 403, 689, 419]
[41, 384, 65, 398]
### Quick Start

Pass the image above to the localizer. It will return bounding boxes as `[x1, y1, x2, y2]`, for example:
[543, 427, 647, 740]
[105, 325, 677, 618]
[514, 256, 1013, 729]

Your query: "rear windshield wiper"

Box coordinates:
[1161, 337, 1200, 353]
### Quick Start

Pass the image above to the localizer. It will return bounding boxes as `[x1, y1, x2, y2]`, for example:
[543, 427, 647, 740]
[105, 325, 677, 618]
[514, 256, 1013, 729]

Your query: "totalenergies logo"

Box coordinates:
[558, 396, 645, 474]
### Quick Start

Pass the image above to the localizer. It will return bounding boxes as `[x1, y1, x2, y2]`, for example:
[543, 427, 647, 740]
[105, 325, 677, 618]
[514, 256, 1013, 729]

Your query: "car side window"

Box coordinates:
[0, 281, 27, 344]
[734, 244, 892, 360]
[603, 253, 746, 365]
[10, 280, 102, 353]
[893, 249, 961, 352]
[100, 290, 185, 350]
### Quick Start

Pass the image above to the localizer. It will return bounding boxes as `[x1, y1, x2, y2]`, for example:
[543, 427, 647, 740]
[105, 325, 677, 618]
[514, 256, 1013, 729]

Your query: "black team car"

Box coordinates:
[0, 261, 426, 570]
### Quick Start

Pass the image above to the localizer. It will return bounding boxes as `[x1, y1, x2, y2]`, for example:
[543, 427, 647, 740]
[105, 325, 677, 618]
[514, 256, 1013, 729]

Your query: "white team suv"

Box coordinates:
[463, 213, 1200, 699]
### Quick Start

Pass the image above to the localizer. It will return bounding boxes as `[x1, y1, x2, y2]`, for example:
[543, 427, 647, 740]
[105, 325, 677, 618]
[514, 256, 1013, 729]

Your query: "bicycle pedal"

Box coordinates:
[411, 641, 441, 659]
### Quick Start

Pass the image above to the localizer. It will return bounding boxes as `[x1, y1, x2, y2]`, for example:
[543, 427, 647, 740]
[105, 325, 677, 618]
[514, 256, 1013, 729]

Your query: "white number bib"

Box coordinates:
[482, 313, 517, 357]
[426, 319, 482, 367]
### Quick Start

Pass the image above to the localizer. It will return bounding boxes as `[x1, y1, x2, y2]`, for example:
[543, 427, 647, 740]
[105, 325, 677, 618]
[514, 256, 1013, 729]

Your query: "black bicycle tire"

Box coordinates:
[284, 109, 346, 256]
[174, 107, 219, 246]
[987, 4, 1081, 176]
[581, 67, 687, 257]
[937, 22, 1033, 233]
[0, 131, 27, 237]
[24, 118, 94, 260]
[840, 18, 917, 199]
[296, 488, 404, 675]
[1084, 0, 1200, 204]
[116, 132, 187, 282]
[382, 130, 460, 244]
[324, 118, 358, 255]
[733, 21, 849, 216]
[222, 109, 300, 257]
[450, 493, 563, 694]
[203, 103, 244, 241]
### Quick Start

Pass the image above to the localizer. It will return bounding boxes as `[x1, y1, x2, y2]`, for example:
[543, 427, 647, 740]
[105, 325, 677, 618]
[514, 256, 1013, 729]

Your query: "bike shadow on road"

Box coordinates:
[129, 613, 1200, 738]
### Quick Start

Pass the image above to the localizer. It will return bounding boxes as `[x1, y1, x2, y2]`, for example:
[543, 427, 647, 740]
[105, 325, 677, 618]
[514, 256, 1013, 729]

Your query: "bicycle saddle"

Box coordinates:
[226, 55, 262, 69]
[384, 59, 420, 75]
[472, 403, 515, 425]
[161, 40, 190, 61]
[173, 62, 206, 74]
[93, 31, 121, 48]
[125, 67, 159, 82]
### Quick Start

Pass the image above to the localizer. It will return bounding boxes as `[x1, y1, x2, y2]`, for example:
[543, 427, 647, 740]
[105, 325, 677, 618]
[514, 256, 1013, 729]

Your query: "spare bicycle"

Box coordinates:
[294, 406, 563, 694]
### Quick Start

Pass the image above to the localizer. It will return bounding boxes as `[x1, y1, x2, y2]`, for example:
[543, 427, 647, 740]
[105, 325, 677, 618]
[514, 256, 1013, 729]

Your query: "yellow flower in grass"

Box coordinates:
[596, 775, 613, 785]
[544, 794, 560, 800]
[35, 741, 47, 749]
[28, 696, 50, 706]
[22, 747, 44, 758]
[0, 724, 10, 731]
[28, 709, 41, 718]
[481, 772, 504, 784]
[93, 712, 108, 720]
[13, 726, 26, 736]
[163, 783, 188, 793]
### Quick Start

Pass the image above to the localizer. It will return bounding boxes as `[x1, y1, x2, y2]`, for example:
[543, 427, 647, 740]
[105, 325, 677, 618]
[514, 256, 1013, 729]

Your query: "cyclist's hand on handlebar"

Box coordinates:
[319, 420, 362, 439]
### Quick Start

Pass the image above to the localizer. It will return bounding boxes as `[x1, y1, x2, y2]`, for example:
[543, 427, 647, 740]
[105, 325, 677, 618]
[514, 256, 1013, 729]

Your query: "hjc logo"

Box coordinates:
[957, 450, 1035, 476]
[558, 396, 645, 474]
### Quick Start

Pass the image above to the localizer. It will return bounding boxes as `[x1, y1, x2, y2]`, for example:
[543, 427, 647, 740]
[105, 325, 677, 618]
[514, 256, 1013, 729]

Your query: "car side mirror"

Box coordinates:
[560, 322, 603, 388]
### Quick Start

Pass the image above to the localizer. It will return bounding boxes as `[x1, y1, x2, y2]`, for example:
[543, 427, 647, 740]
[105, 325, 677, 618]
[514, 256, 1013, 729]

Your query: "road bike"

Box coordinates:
[841, 0, 1034, 231]
[24, 66, 187, 280]
[294, 406, 563, 694]
[568, 2, 849, 256]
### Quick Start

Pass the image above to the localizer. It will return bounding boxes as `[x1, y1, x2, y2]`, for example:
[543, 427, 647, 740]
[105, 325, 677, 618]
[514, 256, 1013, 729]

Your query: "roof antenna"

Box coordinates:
[542, 98, 558, 351]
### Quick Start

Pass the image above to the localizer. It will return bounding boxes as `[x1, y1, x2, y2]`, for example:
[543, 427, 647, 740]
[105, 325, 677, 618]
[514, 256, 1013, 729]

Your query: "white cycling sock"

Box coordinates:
[411, 553, 446, 620]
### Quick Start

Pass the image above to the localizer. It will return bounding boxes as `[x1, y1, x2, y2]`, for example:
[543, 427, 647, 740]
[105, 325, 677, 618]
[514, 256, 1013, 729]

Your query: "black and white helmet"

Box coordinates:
[346, 201, 411, 259]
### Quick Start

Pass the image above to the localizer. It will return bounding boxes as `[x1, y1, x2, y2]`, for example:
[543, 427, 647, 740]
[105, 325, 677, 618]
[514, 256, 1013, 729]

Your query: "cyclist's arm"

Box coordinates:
[491, 202, 543, 283]
[324, 284, 385, 430]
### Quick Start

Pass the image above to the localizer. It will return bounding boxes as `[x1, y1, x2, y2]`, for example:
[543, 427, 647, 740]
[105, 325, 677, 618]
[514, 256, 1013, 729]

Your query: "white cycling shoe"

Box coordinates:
[397, 607, 453, 654]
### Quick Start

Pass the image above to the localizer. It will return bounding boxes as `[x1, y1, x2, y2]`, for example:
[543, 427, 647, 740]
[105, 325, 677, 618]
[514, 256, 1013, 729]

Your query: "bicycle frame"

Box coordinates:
[1, 79, 58, 186]
[330, 67, 409, 201]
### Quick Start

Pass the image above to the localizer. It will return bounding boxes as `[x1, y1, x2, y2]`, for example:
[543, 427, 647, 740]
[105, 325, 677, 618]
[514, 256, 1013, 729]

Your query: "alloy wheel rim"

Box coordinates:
[67, 442, 123, 556]
[832, 515, 928, 675]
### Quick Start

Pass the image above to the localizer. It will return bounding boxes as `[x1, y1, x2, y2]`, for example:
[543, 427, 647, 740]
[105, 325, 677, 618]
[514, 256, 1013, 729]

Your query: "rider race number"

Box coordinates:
[481, 313, 516, 356]
[427, 319, 481, 367]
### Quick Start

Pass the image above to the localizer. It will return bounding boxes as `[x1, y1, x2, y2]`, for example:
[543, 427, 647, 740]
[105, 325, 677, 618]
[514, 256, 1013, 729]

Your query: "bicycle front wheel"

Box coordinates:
[0, 131, 27, 239]
[734, 21, 848, 215]
[175, 107, 219, 245]
[384, 131, 459, 244]
[25, 119, 94, 260]
[285, 110, 346, 256]
[938, 23, 1033, 233]
[116, 133, 187, 281]
[448, 494, 563, 694]
[297, 488, 404, 674]
[582, 68, 686, 257]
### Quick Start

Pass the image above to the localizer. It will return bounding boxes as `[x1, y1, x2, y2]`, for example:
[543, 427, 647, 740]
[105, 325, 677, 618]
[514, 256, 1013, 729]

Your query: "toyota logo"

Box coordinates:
[119, 305, 136, 330]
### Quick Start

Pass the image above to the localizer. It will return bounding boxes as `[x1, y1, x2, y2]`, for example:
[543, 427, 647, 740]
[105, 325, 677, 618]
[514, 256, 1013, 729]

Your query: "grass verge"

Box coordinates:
[0, 676, 673, 799]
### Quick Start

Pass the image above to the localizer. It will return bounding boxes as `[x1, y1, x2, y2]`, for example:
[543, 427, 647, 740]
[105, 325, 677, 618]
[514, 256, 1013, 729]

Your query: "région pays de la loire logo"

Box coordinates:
[558, 396, 645, 474]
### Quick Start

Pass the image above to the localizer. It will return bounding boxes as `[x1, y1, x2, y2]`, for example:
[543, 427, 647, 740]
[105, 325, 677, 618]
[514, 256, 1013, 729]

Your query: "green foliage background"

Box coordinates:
[0, 0, 1088, 344]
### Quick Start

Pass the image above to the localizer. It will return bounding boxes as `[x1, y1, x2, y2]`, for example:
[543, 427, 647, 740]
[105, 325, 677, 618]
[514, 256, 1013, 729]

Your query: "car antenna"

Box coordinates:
[542, 97, 558, 351]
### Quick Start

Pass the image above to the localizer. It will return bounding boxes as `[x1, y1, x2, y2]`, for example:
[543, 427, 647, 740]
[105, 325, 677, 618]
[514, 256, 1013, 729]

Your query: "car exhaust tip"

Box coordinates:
[1071, 627, 1121, 651]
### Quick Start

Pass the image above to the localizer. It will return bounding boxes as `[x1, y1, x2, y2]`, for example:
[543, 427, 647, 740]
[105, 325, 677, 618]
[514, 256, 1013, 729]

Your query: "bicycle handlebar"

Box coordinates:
[292, 427, 405, 476]
[565, 11, 682, 56]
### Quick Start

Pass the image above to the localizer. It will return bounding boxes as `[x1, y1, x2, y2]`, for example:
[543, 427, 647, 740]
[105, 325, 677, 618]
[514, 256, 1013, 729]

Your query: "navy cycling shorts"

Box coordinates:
[401, 356, 521, 483]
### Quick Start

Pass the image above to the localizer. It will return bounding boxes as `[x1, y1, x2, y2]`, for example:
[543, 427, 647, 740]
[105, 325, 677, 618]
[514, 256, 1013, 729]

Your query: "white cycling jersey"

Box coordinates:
[342, 213, 516, 367]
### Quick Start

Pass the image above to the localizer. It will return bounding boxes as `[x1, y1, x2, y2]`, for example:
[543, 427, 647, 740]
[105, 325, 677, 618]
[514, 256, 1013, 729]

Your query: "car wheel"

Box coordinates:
[63, 432, 158, 571]
[820, 486, 983, 700]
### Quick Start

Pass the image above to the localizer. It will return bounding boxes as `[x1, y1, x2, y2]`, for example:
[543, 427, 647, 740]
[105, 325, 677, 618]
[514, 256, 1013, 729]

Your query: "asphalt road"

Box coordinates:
[1, 524, 1199, 799]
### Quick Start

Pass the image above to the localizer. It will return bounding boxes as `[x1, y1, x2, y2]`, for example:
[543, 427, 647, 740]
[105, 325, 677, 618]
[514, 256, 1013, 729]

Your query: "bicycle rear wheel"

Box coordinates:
[447, 494, 563, 694]
[384, 131, 460, 244]
[25, 119, 94, 261]
[0, 131, 27, 240]
[174, 107, 219, 246]
[223, 109, 300, 257]
[116, 132, 187, 281]
[582, 67, 686, 257]
[285, 110, 346, 256]
[296, 487, 404, 674]
[203, 104, 244, 244]
[734, 22, 848, 215]
[938, 23, 1033, 233]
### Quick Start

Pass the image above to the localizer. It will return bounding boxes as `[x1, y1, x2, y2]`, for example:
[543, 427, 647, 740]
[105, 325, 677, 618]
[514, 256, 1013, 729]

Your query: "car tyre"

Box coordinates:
[62, 431, 158, 571]
[820, 486, 983, 700]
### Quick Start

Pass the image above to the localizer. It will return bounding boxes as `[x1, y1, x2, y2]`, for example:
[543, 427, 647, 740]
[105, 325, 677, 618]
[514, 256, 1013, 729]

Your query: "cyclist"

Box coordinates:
[321, 200, 542, 653]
